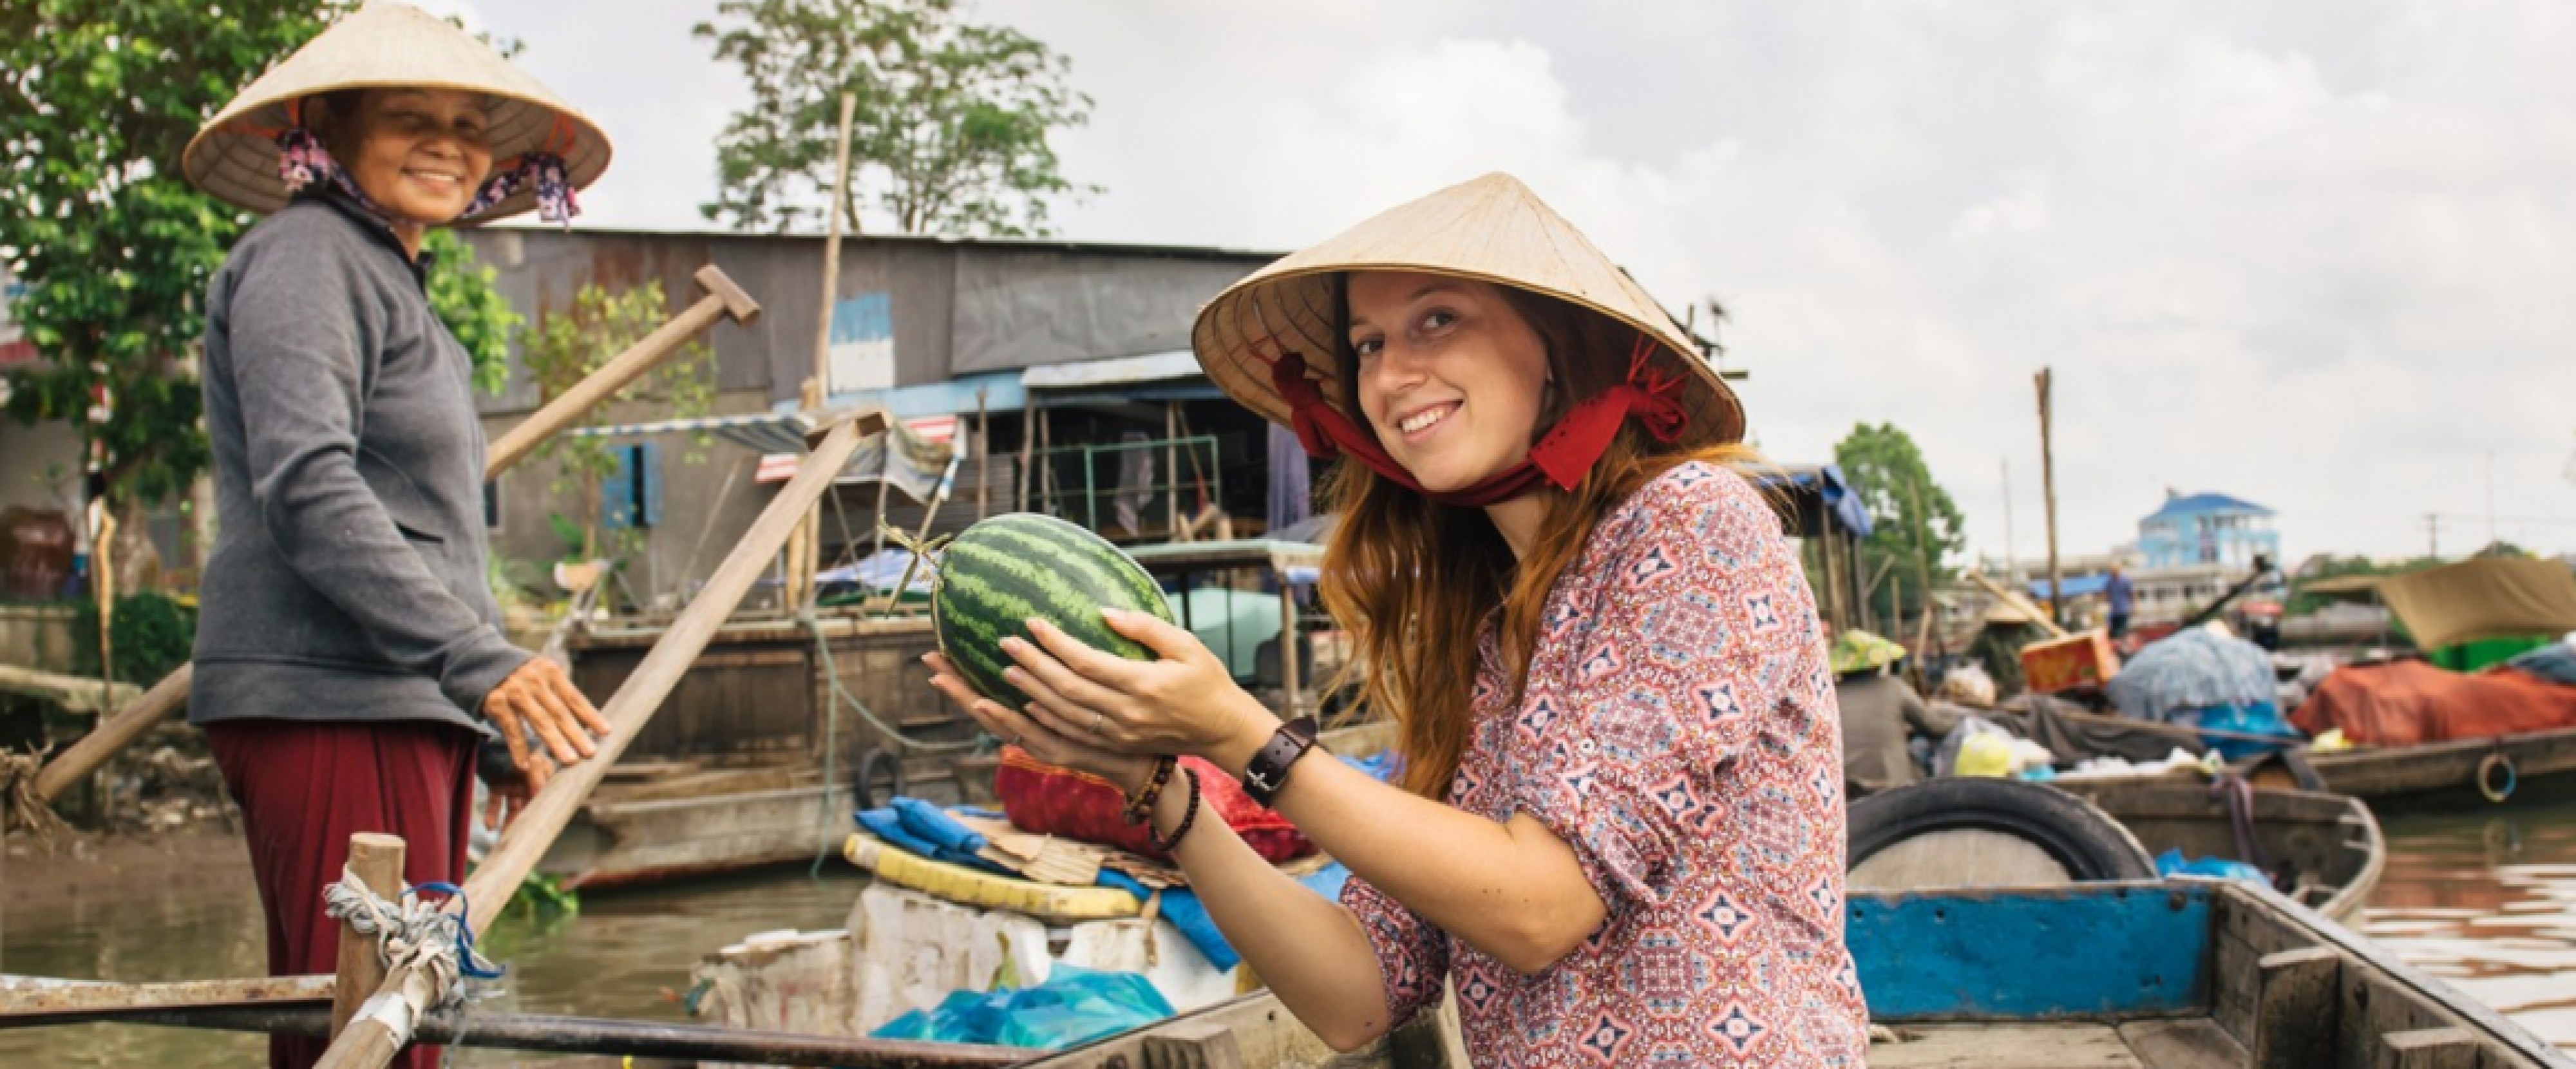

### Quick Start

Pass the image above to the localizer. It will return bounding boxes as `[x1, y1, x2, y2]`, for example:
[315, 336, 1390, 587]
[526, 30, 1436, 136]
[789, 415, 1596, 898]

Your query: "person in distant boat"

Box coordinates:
[927, 174, 1866, 1066]
[179, 7, 612, 1067]
[2105, 565, 2136, 638]
[1830, 627, 1961, 792]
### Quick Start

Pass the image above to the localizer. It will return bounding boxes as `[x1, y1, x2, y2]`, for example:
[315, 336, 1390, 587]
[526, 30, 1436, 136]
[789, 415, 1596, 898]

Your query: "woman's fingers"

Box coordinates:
[487, 703, 537, 775]
[1022, 619, 1151, 690]
[1100, 607, 1206, 662]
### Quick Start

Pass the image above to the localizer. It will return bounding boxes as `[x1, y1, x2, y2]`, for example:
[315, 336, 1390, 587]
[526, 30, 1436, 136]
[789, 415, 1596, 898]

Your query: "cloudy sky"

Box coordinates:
[428, 0, 2576, 564]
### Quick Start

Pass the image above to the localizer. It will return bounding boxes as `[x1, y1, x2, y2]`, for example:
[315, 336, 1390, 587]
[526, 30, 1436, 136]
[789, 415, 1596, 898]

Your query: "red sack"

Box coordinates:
[993, 746, 1314, 863]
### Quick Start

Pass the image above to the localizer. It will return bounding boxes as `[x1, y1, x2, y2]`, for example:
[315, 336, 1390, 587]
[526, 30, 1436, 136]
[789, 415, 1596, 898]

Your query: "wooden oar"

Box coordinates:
[312, 410, 884, 1069]
[26, 264, 762, 808]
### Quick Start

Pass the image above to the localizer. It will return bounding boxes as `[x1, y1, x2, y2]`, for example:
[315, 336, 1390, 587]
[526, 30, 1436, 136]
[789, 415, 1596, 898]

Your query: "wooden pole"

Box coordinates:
[328, 834, 404, 1040]
[309, 411, 886, 1069]
[1015, 394, 1035, 513]
[974, 387, 990, 521]
[1164, 402, 1180, 541]
[791, 93, 859, 615]
[2035, 368, 2063, 629]
[32, 265, 761, 805]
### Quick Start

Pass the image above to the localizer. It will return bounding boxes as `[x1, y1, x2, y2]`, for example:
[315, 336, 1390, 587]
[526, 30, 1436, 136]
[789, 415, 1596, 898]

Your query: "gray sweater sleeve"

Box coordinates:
[222, 239, 529, 716]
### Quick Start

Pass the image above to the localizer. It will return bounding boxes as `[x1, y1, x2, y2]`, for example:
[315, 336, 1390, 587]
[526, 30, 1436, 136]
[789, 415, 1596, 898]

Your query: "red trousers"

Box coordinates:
[208, 719, 478, 1069]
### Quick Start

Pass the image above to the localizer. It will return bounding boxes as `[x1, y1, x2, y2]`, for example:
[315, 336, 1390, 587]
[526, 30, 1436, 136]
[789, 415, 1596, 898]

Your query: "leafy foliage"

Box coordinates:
[425, 229, 523, 395]
[69, 591, 196, 685]
[1832, 422, 1968, 627]
[696, 0, 1098, 237]
[1, 1, 522, 511]
[516, 281, 714, 559]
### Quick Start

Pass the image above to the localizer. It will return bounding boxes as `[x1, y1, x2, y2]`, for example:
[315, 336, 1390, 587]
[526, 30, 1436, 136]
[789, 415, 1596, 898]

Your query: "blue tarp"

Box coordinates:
[1761, 464, 1874, 539]
[2030, 573, 2116, 600]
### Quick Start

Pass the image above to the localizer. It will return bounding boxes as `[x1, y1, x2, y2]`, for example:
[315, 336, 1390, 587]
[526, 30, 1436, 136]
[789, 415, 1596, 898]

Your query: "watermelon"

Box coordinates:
[931, 513, 1177, 709]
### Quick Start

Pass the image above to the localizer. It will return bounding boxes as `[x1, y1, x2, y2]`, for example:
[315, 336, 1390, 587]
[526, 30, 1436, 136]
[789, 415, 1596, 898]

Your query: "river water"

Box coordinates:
[6, 803, 2574, 1064]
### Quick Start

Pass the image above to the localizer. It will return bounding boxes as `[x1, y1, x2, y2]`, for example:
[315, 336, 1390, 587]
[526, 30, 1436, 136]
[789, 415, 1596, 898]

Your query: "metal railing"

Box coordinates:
[1027, 434, 1223, 539]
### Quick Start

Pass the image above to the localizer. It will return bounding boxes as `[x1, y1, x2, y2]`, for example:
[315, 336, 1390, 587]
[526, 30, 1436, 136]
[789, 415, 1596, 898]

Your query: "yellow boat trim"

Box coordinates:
[844, 833, 1142, 922]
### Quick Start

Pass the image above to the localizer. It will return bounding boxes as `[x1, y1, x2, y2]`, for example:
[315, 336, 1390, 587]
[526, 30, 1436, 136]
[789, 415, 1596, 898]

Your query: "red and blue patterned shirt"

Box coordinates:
[1341, 461, 1868, 1066]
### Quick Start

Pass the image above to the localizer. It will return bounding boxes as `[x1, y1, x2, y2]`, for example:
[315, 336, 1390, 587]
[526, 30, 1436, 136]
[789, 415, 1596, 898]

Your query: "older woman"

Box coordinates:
[180, 7, 612, 1067]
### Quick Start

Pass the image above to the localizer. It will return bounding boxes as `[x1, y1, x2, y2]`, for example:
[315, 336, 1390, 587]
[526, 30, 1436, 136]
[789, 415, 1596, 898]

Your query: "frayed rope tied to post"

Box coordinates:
[321, 868, 506, 1017]
[1, 748, 71, 851]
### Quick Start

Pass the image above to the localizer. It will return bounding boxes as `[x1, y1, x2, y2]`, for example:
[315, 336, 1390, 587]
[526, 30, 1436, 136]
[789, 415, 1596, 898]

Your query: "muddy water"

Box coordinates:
[0, 860, 866, 1066]
[2358, 799, 2576, 1051]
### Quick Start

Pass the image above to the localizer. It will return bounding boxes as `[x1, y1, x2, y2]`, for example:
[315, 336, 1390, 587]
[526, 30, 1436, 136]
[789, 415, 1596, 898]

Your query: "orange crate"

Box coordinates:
[2020, 629, 2120, 694]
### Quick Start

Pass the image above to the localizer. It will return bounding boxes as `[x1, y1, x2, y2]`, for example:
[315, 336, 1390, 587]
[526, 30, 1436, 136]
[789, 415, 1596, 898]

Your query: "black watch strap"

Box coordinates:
[1242, 715, 1321, 808]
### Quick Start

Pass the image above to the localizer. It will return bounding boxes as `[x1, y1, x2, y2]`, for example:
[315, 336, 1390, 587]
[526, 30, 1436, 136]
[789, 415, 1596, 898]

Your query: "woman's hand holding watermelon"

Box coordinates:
[923, 650, 1160, 793]
[930, 607, 1282, 780]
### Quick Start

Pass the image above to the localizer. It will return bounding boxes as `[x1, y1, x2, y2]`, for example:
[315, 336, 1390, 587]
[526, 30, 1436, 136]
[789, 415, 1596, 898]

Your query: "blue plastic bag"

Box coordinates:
[869, 964, 1174, 1050]
[2177, 703, 2300, 761]
[855, 797, 1007, 873]
[2154, 847, 2270, 887]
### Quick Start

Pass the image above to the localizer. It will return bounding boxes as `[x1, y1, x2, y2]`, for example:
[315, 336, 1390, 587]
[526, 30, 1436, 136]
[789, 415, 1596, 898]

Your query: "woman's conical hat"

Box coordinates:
[1191, 173, 1745, 448]
[182, 1, 611, 225]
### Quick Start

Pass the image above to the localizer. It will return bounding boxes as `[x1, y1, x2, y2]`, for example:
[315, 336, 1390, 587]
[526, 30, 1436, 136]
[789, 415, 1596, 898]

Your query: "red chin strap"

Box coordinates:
[1267, 332, 1689, 508]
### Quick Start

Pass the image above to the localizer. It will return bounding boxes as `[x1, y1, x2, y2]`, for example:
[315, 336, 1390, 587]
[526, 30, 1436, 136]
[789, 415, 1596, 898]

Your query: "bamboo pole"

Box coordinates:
[328, 834, 404, 1039]
[791, 92, 859, 616]
[974, 386, 990, 522]
[30, 264, 761, 806]
[311, 411, 886, 1069]
[2035, 368, 2063, 629]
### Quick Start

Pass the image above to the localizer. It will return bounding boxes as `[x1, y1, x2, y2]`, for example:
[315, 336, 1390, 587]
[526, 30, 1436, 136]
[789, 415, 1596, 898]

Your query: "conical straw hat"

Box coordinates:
[1191, 173, 1744, 448]
[182, 1, 611, 225]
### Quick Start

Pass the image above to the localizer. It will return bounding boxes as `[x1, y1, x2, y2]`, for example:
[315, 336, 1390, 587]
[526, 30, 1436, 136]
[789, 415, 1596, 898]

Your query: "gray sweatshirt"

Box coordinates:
[190, 191, 527, 735]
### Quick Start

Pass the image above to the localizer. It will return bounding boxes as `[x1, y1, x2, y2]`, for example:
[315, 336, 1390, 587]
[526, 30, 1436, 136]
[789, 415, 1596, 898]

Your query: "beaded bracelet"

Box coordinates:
[1148, 768, 1202, 855]
[1122, 755, 1177, 826]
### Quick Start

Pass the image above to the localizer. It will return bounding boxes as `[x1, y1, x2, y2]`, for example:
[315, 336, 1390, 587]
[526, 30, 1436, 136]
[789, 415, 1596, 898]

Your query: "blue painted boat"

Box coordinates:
[1017, 878, 2574, 1068]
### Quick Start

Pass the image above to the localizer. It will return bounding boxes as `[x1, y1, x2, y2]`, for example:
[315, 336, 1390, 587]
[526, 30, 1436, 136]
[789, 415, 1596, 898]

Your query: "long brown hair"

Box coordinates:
[1316, 280, 1765, 798]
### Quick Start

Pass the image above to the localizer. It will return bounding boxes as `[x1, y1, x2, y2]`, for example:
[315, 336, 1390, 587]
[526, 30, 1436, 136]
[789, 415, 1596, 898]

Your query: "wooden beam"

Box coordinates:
[2373, 1027, 2476, 1069]
[2251, 947, 2339, 1069]
[0, 665, 139, 714]
[328, 834, 404, 1040]
[0, 975, 332, 1023]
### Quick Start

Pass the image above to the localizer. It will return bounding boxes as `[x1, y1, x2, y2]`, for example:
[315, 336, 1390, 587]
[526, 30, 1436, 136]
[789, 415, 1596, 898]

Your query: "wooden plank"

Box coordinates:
[2252, 947, 2340, 1069]
[1139, 1018, 1248, 1069]
[2375, 1028, 2478, 1069]
[1852, 883, 2212, 1021]
[0, 975, 332, 1022]
[0, 663, 138, 713]
[328, 834, 405, 1039]
[1871, 1023, 2144, 1068]
[2119, 1019, 2250, 1069]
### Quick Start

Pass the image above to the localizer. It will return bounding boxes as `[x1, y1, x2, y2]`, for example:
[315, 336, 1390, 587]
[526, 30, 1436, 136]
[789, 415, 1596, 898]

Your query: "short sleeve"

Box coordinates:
[1340, 872, 1449, 1028]
[1506, 464, 1824, 912]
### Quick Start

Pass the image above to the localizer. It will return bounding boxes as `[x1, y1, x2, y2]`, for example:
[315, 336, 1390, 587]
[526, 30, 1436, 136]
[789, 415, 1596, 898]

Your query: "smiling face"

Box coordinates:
[312, 88, 495, 227]
[1344, 271, 1556, 494]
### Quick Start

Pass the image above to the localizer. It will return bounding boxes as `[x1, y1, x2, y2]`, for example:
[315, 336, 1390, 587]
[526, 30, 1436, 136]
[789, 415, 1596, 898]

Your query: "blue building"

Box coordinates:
[2137, 492, 2280, 571]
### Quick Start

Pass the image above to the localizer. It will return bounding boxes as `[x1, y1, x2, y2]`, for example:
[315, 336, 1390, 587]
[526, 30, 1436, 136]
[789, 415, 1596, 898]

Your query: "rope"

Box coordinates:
[321, 868, 506, 1015]
[0, 749, 70, 850]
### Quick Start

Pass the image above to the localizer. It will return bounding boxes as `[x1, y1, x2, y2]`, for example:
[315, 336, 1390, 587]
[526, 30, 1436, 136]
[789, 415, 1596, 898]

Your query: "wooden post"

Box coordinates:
[792, 93, 858, 617]
[328, 834, 405, 1040]
[33, 265, 760, 806]
[1278, 562, 1302, 719]
[1164, 402, 1181, 541]
[1015, 394, 1036, 513]
[2035, 368, 2063, 629]
[974, 387, 990, 521]
[307, 411, 886, 1069]
[2250, 947, 2338, 1069]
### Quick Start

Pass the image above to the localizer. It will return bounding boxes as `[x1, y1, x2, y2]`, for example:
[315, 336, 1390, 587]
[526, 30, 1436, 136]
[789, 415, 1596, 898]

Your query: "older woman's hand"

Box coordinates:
[1000, 609, 1282, 775]
[482, 657, 611, 791]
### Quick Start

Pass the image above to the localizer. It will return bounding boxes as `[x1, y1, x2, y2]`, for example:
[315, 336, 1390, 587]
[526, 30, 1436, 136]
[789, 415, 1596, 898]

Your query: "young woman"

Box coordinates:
[926, 174, 1867, 1066]
[180, 7, 612, 1067]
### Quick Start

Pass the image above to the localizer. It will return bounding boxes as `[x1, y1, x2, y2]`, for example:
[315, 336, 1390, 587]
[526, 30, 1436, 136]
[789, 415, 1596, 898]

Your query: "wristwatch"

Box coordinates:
[1242, 715, 1321, 808]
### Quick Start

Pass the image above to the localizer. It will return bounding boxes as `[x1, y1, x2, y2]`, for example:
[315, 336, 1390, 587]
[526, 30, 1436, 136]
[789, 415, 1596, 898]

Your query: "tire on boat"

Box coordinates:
[1846, 778, 2157, 891]
[853, 746, 907, 812]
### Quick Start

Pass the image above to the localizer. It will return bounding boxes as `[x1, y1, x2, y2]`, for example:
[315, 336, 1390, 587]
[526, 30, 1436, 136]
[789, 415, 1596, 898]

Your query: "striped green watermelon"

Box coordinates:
[932, 513, 1177, 710]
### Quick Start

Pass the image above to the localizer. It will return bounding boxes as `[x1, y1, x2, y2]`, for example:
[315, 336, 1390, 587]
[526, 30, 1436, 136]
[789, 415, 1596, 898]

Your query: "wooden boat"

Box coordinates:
[2293, 726, 2576, 811]
[2054, 779, 2386, 922]
[10, 881, 2566, 1066]
[533, 762, 855, 890]
[1014, 881, 2575, 1069]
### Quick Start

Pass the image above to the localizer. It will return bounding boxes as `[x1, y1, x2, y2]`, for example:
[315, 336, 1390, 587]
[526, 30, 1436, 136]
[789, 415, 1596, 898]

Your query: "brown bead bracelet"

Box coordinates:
[1148, 767, 1202, 854]
[1121, 755, 1177, 826]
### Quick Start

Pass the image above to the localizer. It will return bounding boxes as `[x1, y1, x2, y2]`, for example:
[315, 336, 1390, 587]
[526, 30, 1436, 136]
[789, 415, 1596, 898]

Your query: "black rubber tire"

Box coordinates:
[852, 747, 907, 812]
[1847, 777, 2157, 882]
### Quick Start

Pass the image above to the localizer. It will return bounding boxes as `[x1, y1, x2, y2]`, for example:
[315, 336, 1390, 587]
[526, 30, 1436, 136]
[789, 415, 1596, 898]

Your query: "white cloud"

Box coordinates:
[473, 0, 2576, 561]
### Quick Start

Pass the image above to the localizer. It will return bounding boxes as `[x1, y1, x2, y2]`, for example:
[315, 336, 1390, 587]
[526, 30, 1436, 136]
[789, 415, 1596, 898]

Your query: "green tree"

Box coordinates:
[516, 281, 715, 562]
[696, 0, 1098, 237]
[1833, 422, 1968, 629]
[1, 1, 522, 519]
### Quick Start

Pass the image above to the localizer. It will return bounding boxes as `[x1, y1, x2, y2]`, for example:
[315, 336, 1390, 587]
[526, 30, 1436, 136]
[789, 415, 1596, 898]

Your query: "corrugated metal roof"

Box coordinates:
[2146, 493, 2273, 520]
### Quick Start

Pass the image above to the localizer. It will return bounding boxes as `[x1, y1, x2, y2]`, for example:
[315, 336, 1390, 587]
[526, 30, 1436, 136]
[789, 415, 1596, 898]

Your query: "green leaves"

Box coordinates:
[424, 230, 523, 396]
[1832, 422, 1969, 623]
[696, 0, 1099, 237]
[518, 281, 717, 559]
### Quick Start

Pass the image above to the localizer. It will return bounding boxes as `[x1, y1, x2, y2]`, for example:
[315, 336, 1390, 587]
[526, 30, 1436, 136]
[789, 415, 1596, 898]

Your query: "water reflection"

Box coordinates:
[0, 864, 865, 1067]
[2360, 799, 2576, 1052]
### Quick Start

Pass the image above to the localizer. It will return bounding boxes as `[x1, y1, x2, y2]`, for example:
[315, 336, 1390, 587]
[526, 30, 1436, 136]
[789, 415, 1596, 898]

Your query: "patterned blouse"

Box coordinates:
[1340, 462, 1868, 1066]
